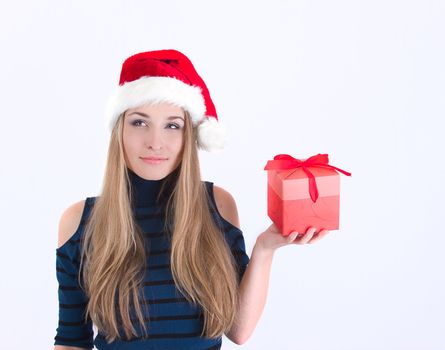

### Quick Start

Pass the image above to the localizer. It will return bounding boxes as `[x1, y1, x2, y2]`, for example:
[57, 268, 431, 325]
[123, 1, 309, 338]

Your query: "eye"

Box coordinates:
[167, 123, 182, 129]
[131, 119, 147, 127]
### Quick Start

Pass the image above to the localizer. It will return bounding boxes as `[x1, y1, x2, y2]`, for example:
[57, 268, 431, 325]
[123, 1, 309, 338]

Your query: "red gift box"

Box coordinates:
[264, 154, 351, 236]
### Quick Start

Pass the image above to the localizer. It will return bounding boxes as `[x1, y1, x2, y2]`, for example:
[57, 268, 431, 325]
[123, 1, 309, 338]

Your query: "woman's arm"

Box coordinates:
[226, 225, 327, 345]
[213, 185, 330, 345]
[54, 200, 95, 349]
[224, 242, 275, 345]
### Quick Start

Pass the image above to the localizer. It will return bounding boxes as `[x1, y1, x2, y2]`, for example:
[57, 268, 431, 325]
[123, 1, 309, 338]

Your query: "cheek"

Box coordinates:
[122, 130, 138, 157]
[171, 133, 184, 152]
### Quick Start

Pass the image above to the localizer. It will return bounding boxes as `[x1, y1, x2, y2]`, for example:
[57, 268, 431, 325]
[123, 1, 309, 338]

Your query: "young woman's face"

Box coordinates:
[123, 102, 185, 180]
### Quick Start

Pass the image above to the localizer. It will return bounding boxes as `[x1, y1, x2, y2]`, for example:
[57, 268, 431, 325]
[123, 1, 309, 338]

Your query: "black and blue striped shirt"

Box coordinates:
[54, 171, 250, 349]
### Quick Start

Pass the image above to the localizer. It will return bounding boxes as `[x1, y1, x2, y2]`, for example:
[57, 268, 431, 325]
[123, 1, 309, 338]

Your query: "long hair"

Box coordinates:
[79, 109, 240, 343]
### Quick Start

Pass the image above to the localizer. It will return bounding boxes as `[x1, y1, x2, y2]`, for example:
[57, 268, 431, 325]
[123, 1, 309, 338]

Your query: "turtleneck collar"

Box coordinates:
[127, 168, 164, 206]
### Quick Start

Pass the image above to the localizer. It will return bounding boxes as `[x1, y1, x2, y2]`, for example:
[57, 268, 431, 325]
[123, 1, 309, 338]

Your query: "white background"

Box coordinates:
[1, 0, 444, 349]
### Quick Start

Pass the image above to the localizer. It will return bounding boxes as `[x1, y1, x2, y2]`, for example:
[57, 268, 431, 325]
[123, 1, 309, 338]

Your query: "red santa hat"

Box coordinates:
[105, 49, 227, 152]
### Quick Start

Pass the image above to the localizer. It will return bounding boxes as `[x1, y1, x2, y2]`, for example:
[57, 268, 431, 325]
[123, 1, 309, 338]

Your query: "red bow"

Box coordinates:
[264, 154, 352, 202]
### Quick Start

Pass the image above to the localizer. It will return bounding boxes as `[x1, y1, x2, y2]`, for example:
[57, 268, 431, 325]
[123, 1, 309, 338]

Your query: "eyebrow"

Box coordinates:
[127, 111, 185, 121]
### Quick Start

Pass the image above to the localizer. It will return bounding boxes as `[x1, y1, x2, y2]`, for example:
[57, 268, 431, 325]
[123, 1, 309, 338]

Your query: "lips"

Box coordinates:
[141, 157, 168, 160]
[140, 157, 168, 165]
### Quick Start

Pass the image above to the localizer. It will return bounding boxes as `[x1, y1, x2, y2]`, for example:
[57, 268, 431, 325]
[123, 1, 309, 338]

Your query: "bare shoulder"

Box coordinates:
[57, 199, 86, 249]
[212, 185, 240, 229]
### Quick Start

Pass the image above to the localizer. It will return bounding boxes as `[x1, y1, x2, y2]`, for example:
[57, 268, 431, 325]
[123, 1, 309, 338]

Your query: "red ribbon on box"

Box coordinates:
[264, 154, 352, 203]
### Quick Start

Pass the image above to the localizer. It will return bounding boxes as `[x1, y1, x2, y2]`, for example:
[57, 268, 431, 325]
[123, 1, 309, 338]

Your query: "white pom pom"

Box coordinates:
[196, 117, 227, 153]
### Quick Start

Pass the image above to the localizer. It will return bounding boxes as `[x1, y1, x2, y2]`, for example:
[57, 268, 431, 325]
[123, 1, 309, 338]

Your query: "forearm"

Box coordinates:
[54, 346, 91, 350]
[230, 242, 275, 344]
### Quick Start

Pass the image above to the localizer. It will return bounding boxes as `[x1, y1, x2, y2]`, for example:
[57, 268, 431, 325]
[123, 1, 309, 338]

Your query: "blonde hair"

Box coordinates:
[79, 109, 240, 343]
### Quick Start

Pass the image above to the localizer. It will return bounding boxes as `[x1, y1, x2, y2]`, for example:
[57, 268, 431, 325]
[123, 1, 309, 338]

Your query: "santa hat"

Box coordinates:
[105, 49, 227, 152]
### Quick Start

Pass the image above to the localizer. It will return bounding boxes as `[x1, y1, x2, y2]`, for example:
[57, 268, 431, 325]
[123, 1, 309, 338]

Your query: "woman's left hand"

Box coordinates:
[255, 223, 330, 254]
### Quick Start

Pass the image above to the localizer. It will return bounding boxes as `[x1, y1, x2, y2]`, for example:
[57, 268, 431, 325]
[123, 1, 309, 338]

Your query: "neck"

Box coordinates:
[127, 168, 164, 206]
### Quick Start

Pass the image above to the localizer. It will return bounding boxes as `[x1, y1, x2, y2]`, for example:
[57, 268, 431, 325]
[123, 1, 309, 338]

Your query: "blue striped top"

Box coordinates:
[54, 171, 250, 349]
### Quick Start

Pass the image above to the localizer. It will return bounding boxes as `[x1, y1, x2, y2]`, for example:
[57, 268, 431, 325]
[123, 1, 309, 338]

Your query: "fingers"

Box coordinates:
[287, 231, 299, 243]
[307, 229, 330, 244]
[299, 227, 317, 244]
[289, 227, 330, 245]
[290, 227, 316, 245]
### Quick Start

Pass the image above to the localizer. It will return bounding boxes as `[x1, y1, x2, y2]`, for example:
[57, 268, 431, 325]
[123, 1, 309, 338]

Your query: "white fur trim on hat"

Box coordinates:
[197, 117, 227, 152]
[105, 76, 206, 130]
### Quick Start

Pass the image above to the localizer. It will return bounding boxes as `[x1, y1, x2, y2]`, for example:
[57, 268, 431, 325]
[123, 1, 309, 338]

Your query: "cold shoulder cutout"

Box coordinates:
[57, 199, 86, 250]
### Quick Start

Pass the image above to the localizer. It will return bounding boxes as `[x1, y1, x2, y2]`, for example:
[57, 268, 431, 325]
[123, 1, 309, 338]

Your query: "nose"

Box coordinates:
[145, 127, 164, 150]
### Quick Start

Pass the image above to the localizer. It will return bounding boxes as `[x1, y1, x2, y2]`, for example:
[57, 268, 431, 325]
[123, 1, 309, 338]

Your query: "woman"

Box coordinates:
[54, 49, 329, 350]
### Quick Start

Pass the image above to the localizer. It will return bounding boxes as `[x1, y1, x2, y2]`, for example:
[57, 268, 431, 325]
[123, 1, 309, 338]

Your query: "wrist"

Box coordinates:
[253, 240, 276, 260]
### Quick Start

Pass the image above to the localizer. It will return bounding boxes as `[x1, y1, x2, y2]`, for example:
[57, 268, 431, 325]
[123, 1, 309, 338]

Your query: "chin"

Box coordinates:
[142, 168, 173, 180]
[130, 159, 179, 179]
